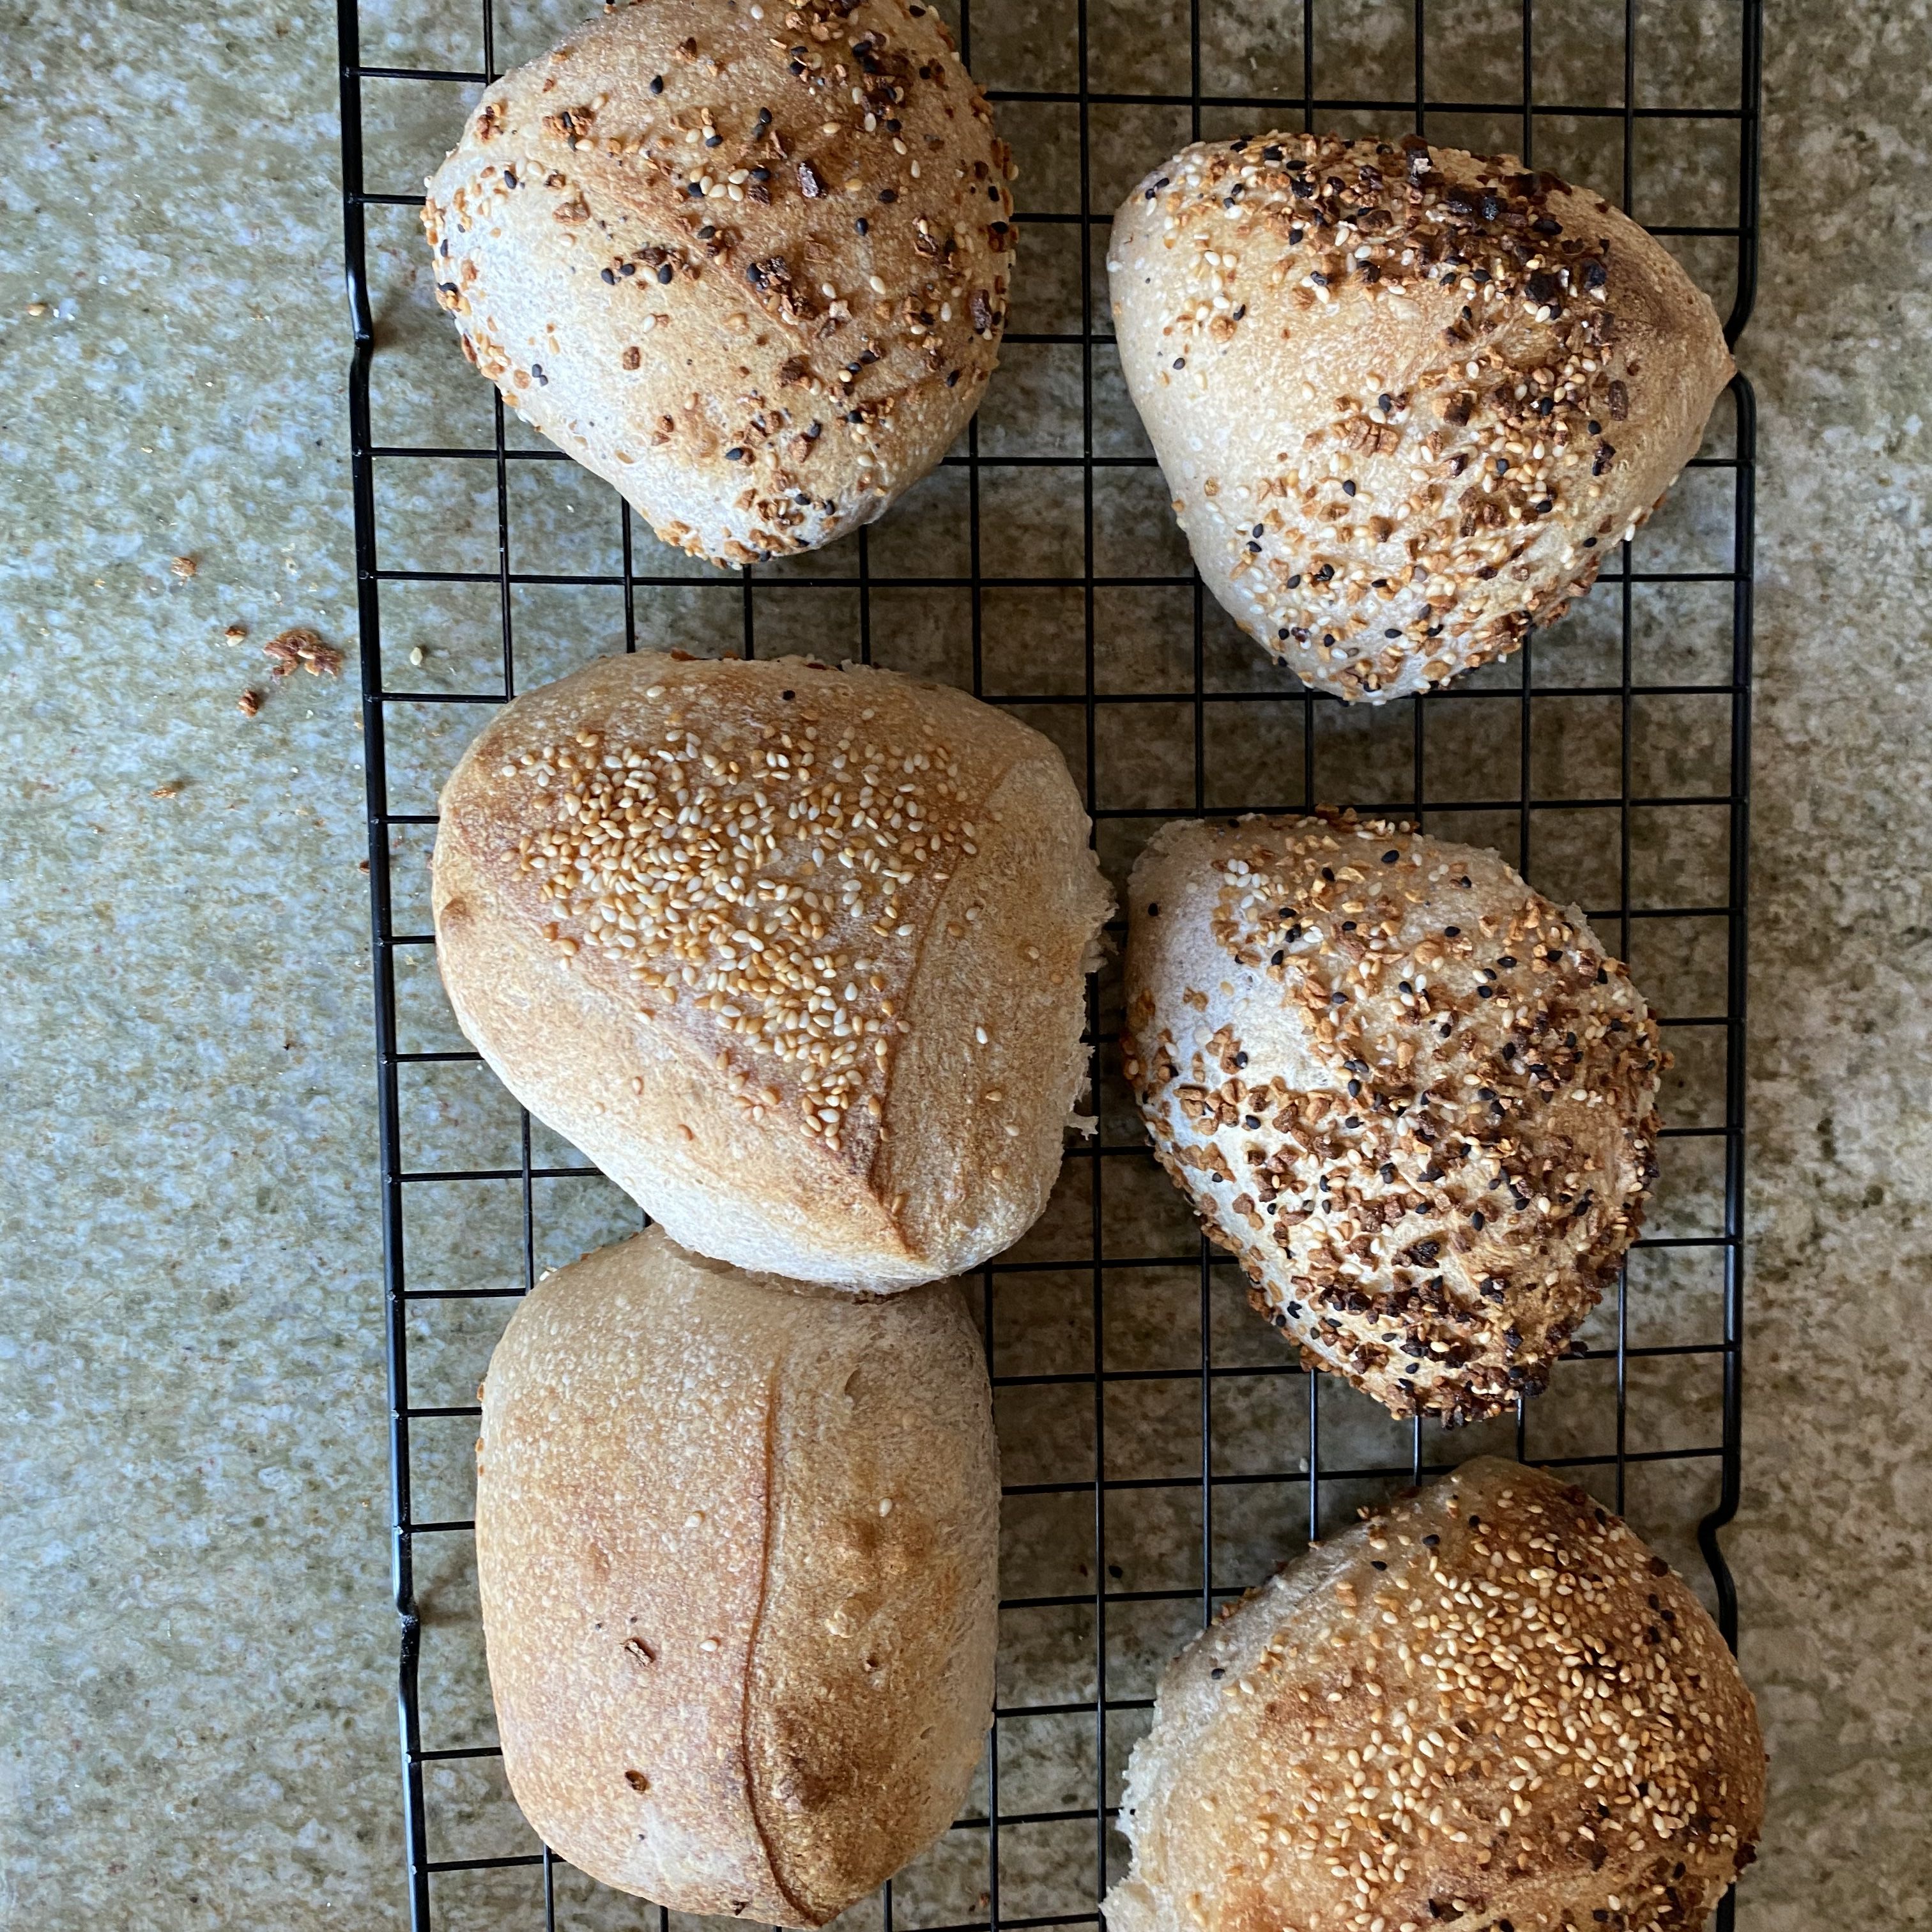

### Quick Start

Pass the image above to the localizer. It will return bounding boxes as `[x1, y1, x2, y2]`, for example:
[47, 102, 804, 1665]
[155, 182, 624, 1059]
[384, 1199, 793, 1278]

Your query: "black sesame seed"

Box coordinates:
[656, 263, 675, 282]
[855, 217, 869, 234]
[1384, 627, 1401, 639]
[648, 73, 664, 92]
[1342, 479, 1356, 496]
[724, 446, 746, 461]
[1146, 902, 1159, 917]
[1371, 1560, 1388, 1571]
[878, 187, 897, 202]
[600, 266, 615, 283]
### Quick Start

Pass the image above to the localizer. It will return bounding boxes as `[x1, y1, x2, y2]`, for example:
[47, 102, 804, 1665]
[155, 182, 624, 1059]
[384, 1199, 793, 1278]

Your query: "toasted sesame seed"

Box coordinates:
[496, 665, 993, 1149]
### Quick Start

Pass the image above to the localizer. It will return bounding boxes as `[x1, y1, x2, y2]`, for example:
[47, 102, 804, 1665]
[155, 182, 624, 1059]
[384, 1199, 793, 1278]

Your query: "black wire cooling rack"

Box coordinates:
[339, 0, 1762, 1924]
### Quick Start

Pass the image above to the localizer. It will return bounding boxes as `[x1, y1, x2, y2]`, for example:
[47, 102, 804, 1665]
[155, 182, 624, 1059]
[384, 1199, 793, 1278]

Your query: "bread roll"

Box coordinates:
[422, 0, 1016, 568]
[1123, 815, 1660, 1423]
[477, 1227, 999, 1924]
[1105, 1457, 1765, 1932]
[433, 650, 1111, 1289]
[1106, 133, 1733, 700]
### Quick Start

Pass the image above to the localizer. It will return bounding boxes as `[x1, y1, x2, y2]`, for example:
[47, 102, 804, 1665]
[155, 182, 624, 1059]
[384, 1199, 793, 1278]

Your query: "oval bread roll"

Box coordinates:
[433, 650, 1112, 1289]
[1123, 815, 1660, 1423]
[423, 0, 1016, 568]
[1106, 132, 1733, 700]
[477, 1227, 999, 1925]
[1105, 1457, 1765, 1932]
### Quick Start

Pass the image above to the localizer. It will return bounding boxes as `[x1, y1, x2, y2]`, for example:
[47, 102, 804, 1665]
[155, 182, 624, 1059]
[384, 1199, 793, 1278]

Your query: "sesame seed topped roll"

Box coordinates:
[1105, 1457, 1766, 1932]
[433, 650, 1112, 1289]
[1123, 815, 1662, 1423]
[423, 0, 1016, 569]
[1106, 133, 1733, 702]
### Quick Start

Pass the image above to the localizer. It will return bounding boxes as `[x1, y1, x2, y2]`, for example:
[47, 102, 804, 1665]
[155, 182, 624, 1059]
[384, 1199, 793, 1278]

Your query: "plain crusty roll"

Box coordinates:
[422, 0, 1016, 568]
[1106, 132, 1734, 701]
[433, 650, 1112, 1288]
[477, 1227, 999, 1924]
[1123, 815, 1661, 1423]
[1105, 1458, 1765, 1932]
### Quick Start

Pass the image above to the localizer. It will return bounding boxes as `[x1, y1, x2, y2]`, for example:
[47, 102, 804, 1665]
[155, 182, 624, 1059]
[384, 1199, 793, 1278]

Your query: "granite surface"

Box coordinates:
[1, 0, 1928, 1925]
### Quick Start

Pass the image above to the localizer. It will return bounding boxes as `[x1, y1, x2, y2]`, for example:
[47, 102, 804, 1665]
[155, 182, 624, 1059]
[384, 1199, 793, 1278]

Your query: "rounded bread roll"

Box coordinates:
[433, 650, 1112, 1289]
[1106, 132, 1734, 700]
[1105, 1457, 1765, 1932]
[476, 1227, 999, 1926]
[1123, 815, 1660, 1423]
[423, 0, 1016, 567]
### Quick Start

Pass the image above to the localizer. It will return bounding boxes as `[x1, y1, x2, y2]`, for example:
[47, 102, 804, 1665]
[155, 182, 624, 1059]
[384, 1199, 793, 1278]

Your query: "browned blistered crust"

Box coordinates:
[1106, 1459, 1766, 1932]
[1107, 133, 1733, 701]
[1123, 814, 1662, 1423]
[422, 0, 1015, 567]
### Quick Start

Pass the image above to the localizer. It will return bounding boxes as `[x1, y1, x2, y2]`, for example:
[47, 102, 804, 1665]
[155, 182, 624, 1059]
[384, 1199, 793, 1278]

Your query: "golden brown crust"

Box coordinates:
[1123, 815, 1661, 1423]
[477, 1229, 999, 1926]
[433, 650, 1110, 1287]
[1106, 1459, 1765, 1932]
[423, 0, 1015, 566]
[1107, 133, 1734, 701]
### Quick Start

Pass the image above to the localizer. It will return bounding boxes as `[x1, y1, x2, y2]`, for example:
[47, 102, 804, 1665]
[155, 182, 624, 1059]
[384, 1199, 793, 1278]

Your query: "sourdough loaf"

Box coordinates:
[1123, 814, 1661, 1422]
[434, 650, 1111, 1287]
[1107, 133, 1733, 700]
[1106, 1457, 1765, 1932]
[477, 1228, 999, 1923]
[424, 0, 1016, 566]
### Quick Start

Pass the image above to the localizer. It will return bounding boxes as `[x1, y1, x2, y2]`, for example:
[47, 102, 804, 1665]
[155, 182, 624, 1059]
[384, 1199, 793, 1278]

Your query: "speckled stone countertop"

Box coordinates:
[1, 0, 1928, 1925]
